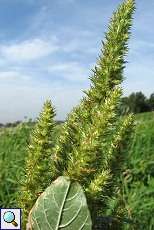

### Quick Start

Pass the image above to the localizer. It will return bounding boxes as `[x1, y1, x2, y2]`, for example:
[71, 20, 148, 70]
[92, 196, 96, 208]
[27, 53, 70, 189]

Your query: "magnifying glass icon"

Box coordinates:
[3, 211, 18, 227]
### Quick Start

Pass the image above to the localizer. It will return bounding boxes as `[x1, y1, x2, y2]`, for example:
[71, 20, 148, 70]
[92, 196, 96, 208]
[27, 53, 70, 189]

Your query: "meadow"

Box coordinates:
[0, 121, 62, 207]
[122, 112, 154, 229]
[0, 112, 154, 229]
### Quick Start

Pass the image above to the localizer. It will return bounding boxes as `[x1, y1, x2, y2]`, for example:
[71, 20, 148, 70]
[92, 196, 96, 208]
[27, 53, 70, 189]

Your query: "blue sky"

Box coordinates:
[0, 0, 153, 123]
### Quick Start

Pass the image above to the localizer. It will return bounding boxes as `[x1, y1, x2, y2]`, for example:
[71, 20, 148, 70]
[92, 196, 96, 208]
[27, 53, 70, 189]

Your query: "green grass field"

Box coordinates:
[0, 112, 154, 228]
[122, 112, 154, 229]
[0, 121, 62, 208]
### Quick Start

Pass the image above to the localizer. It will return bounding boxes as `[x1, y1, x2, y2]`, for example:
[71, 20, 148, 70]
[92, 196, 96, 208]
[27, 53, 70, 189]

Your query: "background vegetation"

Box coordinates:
[121, 91, 154, 114]
[0, 111, 154, 229]
[0, 121, 62, 208]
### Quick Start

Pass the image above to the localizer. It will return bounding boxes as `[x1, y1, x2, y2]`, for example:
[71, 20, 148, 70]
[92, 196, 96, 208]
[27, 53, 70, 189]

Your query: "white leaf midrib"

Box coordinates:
[55, 181, 70, 230]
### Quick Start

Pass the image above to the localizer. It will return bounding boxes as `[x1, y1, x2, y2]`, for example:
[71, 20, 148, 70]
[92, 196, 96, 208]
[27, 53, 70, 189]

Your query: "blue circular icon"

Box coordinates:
[3, 211, 18, 226]
[3, 211, 15, 223]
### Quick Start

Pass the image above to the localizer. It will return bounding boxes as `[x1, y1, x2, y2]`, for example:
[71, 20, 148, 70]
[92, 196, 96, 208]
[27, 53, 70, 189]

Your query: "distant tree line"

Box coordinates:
[1, 91, 153, 128]
[0, 120, 22, 128]
[120, 92, 154, 114]
[0, 119, 64, 128]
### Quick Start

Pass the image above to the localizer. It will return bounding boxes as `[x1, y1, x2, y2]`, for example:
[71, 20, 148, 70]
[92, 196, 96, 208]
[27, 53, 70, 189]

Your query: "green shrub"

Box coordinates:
[18, 0, 136, 229]
[51, 0, 135, 227]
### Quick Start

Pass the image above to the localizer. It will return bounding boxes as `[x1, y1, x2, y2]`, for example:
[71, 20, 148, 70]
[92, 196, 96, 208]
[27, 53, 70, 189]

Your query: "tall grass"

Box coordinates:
[0, 123, 32, 207]
[121, 112, 154, 229]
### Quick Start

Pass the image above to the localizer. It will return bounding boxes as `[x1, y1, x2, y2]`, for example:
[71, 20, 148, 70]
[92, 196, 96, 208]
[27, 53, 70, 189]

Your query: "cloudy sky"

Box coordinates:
[0, 0, 153, 123]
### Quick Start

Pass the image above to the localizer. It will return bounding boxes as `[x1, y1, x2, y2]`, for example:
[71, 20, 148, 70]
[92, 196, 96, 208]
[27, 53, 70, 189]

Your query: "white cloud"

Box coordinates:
[47, 62, 90, 82]
[62, 39, 98, 54]
[59, 29, 99, 55]
[0, 70, 31, 81]
[0, 38, 59, 62]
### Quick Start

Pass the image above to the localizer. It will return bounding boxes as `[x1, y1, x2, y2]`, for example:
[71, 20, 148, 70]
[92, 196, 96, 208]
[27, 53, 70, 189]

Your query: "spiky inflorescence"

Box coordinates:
[51, 0, 135, 226]
[18, 100, 56, 228]
[64, 87, 122, 182]
[52, 0, 135, 177]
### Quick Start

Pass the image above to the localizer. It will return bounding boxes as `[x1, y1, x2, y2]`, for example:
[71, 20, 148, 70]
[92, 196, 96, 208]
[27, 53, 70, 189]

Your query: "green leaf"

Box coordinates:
[28, 176, 92, 230]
